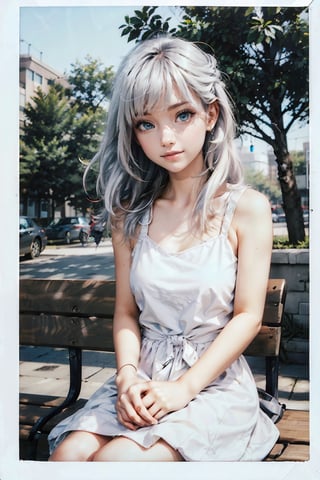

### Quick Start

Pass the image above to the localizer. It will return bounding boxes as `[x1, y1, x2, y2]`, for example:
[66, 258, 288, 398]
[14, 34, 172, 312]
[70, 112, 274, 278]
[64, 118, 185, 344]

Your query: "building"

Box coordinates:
[19, 54, 69, 132]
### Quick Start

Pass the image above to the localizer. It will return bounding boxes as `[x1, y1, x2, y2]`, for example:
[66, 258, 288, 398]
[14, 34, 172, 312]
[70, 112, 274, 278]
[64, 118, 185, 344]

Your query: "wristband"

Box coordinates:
[116, 363, 137, 375]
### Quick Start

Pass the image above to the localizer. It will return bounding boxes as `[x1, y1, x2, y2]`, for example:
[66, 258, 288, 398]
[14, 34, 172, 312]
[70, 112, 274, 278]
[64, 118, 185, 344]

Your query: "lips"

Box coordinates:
[161, 150, 184, 159]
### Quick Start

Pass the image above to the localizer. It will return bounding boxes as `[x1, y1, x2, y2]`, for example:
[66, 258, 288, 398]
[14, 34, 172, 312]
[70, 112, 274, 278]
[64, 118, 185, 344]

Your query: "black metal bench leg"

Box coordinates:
[265, 356, 279, 399]
[27, 347, 82, 457]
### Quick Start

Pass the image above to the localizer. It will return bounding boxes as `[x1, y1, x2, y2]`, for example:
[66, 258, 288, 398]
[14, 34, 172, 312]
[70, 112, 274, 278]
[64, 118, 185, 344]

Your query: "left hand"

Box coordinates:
[140, 379, 193, 420]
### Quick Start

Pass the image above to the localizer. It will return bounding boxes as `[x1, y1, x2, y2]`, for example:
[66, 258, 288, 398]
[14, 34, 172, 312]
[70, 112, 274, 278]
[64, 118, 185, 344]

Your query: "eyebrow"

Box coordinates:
[142, 101, 191, 116]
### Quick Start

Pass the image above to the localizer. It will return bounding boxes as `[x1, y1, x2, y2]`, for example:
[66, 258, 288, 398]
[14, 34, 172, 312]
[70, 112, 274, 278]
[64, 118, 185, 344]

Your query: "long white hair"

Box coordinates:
[86, 35, 243, 238]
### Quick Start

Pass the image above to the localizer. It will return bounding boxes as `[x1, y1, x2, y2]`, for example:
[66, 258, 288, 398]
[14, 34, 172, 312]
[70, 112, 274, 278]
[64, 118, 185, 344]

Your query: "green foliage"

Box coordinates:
[273, 235, 309, 249]
[244, 169, 282, 205]
[291, 150, 307, 175]
[65, 57, 114, 212]
[119, 6, 175, 42]
[68, 55, 114, 113]
[20, 84, 74, 211]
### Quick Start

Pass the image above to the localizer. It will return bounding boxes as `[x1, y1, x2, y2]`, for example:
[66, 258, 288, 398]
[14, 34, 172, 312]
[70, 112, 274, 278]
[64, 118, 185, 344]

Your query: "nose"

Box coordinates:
[160, 125, 176, 147]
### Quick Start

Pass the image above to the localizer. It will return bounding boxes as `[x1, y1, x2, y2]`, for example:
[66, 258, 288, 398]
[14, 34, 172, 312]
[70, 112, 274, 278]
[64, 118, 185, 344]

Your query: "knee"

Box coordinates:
[49, 434, 95, 462]
[91, 441, 132, 462]
[91, 444, 119, 462]
[49, 443, 88, 462]
[49, 445, 80, 462]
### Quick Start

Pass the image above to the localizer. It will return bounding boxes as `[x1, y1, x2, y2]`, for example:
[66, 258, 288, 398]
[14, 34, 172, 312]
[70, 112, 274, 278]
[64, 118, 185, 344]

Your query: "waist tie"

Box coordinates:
[141, 329, 219, 380]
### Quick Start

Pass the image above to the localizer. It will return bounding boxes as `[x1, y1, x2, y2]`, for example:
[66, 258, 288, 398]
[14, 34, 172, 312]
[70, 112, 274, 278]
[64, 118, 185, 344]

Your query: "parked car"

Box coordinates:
[45, 216, 90, 244]
[19, 216, 47, 259]
[277, 213, 286, 223]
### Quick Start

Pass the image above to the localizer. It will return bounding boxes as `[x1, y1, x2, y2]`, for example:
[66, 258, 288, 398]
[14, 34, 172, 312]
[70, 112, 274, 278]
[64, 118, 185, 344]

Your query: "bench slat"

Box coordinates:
[266, 443, 309, 462]
[20, 279, 116, 317]
[244, 325, 281, 356]
[277, 409, 309, 443]
[20, 313, 114, 350]
[275, 444, 309, 461]
[265, 409, 309, 461]
[262, 278, 286, 325]
[20, 403, 54, 427]
[20, 393, 68, 408]
[20, 399, 88, 434]
[20, 314, 281, 356]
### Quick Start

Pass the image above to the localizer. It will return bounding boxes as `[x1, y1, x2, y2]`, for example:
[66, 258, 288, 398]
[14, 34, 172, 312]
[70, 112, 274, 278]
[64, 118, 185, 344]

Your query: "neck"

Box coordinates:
[163, 173, 206, 208]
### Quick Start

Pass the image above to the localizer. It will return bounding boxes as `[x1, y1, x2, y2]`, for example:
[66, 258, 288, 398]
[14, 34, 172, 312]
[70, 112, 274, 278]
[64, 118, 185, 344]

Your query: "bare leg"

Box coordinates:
[49, 431, 111, 461]
[92, 436, 184, 462]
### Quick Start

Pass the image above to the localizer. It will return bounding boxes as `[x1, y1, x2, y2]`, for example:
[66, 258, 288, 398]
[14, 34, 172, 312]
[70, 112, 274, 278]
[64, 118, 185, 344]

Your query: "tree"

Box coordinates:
[67, 55, 114, 113]
[292, 150, 307, 176]
[244, 169, 282, 206]
[66, 57, 114, 213]
[120, 6, 309, 244]
[20, 84, 74, 218]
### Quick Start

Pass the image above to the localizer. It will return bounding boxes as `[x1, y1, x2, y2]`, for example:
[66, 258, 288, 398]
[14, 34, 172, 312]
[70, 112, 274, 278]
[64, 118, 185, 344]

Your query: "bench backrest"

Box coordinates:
[20, 277, 286, 357]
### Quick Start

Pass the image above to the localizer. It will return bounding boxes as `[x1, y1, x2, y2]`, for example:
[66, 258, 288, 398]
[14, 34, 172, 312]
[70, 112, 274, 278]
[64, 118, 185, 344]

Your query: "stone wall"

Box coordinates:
[270, 249, 309, 364]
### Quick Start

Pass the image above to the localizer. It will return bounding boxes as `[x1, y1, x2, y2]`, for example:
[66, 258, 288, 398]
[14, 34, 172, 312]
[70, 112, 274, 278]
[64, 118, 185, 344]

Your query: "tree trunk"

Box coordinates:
[275, 150, 305, 244]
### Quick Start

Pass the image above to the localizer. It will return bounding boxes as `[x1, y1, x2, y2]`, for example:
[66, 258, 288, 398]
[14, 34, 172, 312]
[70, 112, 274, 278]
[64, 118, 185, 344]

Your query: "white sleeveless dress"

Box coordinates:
[48, 187, 279, 461]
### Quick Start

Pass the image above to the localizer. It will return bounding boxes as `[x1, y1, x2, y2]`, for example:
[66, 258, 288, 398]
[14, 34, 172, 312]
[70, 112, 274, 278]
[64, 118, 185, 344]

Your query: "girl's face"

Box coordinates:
[133, 88, 218, 178]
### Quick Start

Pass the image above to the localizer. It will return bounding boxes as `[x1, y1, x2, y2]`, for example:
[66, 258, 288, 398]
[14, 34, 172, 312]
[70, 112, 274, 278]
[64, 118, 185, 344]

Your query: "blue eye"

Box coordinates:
[136, 121, 154, 131]
[177, 110, 193, 122]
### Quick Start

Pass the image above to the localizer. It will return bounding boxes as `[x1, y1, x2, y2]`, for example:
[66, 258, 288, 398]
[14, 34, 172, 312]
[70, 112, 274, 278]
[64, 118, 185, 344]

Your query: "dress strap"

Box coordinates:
[138, 208, 152, 238]
[220, 187, 248, 236]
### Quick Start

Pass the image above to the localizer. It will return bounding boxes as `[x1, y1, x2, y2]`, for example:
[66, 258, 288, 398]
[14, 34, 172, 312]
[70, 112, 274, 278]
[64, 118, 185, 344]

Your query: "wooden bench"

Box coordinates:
[19, 277, 309, 461]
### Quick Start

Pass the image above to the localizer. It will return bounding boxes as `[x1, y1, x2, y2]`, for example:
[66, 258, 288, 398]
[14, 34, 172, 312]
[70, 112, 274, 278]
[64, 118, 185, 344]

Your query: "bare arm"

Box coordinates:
[112, 224, 157, 429]
[112, 226, 141, 371]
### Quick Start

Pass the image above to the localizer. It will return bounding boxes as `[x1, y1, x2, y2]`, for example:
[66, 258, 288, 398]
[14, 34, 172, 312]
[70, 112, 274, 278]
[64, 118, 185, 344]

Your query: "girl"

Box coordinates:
[48, 36, 279, 462]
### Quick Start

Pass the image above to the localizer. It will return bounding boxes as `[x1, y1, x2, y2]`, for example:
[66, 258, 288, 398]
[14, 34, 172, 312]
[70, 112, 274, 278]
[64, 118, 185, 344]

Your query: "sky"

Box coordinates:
[19, 6, 182, 74]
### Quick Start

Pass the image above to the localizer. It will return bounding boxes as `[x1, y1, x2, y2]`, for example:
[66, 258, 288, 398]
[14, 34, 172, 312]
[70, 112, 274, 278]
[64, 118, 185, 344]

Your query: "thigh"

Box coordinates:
[93, 436, 184, 462]
[49, 430, 111, 461]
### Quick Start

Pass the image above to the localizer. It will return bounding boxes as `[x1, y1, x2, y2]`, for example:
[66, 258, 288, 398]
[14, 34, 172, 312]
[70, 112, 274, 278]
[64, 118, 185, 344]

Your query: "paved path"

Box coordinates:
[20, 240, 115, 280]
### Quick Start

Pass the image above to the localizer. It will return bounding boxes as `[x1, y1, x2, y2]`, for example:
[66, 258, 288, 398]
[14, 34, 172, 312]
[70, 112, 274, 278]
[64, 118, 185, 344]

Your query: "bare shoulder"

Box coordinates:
[236, 188, 271, 219]
[231, 188, 272, 239]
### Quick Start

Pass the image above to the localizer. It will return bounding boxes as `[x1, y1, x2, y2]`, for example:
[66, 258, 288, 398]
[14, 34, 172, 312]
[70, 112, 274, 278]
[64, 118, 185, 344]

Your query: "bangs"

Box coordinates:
[123, 56, 197, 122]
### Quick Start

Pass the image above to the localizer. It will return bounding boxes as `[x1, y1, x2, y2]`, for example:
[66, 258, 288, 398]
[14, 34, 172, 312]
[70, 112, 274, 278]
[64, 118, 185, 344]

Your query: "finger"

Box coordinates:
[118, 393, 156, 427]
[126, 385, 158, 425]
[118, 397, 146, 426]
[147, 403, 161, 418]
[140, 392, 155, 409]
[134, 402, 158, 425]
[153, 408, 167, 420]
[117, 411, 138, 431]
[117, 401, 141, 430]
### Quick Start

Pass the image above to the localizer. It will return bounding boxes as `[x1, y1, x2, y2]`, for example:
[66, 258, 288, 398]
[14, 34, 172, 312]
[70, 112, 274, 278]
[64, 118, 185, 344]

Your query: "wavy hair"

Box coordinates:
[86, 36, 243, 239]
